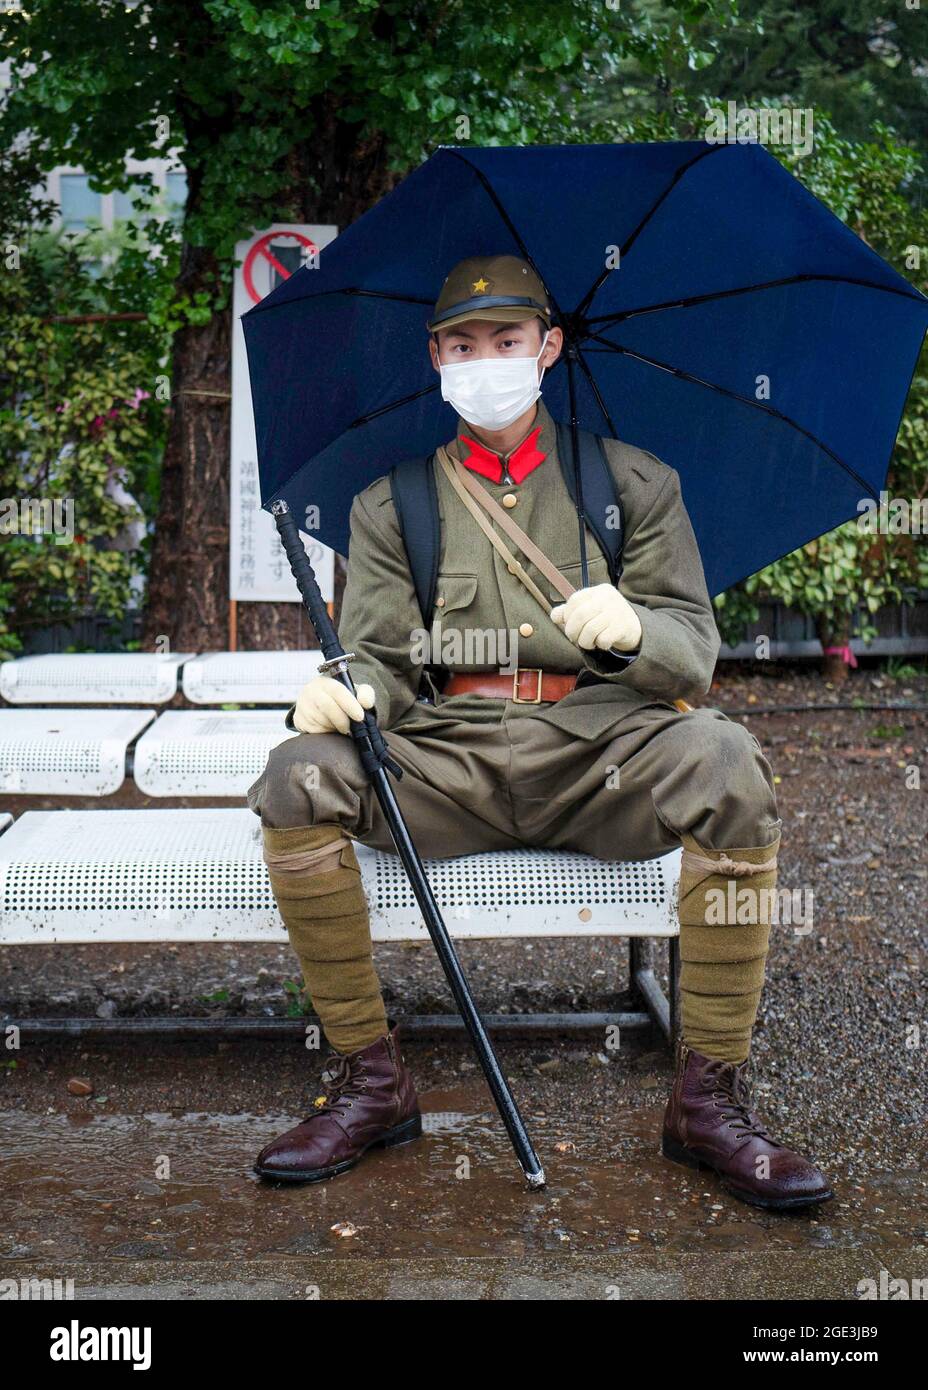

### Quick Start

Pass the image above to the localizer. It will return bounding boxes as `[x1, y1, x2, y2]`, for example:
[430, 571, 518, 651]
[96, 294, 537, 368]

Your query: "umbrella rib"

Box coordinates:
[586, 272, 928, 327]
[573, 347, 621, 438]
[248, 286, 434, 316]
[442, 150, 566, 324]
[341, 288, 434, 305]
[347, 381, 439, 429]
[587, 330, 874, 496]
[573, 145, 725, 321]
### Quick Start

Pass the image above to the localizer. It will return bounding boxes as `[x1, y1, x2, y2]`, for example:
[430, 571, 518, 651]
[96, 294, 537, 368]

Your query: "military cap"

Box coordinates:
[428, 254, 553, 333]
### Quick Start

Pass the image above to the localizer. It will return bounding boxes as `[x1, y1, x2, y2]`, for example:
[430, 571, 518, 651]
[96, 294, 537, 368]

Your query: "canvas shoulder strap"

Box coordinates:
[435, 449, 568, 616]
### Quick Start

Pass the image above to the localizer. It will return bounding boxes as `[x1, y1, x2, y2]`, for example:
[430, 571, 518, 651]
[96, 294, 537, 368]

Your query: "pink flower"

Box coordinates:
[125, 389, 151, 410]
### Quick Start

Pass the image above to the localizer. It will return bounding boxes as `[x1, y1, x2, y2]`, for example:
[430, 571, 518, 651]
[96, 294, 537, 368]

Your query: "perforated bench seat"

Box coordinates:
[0, 709, 156, 796]
[0, 808, 680, 946]
[133, 710, 292, 797]
[181, 650, 324, 705]
[0, 653, 193, 705]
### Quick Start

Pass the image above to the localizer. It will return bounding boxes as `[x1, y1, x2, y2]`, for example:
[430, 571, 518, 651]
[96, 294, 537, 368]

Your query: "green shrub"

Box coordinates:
[0, 225, 170, 659]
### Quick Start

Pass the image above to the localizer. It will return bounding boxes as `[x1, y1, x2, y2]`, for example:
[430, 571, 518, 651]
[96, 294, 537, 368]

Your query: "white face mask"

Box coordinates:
[439, 331, 549, 431]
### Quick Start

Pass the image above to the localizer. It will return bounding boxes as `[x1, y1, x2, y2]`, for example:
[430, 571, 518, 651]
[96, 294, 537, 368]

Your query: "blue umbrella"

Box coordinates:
[242, 141, 928, 596]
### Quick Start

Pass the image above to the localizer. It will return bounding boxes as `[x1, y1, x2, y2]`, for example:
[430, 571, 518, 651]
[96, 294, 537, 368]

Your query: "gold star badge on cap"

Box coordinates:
[472, 276, 491, 293]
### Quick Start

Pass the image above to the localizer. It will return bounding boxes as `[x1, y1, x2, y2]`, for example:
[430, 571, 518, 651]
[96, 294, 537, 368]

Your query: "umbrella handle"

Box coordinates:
[268, 499, 546, 1189]
[565, 347, 590, 588]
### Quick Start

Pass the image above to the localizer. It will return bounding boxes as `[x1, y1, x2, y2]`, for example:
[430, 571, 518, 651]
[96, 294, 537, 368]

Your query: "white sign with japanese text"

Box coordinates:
[230, 223, 338, 602]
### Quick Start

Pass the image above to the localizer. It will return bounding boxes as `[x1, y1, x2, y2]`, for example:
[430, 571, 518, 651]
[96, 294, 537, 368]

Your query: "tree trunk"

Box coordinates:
[815, 612, 854, 685]
[142, 242, 231, 654]
[143, 107, 402, 653]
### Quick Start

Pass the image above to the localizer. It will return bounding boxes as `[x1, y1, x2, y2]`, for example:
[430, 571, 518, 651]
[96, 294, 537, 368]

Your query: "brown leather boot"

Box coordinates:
[661, 1041, 833, 1211]
[254, 1024, 421, 1183]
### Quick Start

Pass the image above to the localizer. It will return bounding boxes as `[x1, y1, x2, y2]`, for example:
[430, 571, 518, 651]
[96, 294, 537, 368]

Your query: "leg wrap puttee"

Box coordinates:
[677, 831, 781, 1066]
[262, 822, 388, 1055]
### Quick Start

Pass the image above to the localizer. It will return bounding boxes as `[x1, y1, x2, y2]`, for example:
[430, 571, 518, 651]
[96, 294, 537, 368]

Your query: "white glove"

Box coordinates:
[550, 583, 642, 653]
[293, 675, 376, 735]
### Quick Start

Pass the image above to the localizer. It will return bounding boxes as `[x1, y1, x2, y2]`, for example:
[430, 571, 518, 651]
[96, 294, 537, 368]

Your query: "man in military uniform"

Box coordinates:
[247, 255, 832, 1210]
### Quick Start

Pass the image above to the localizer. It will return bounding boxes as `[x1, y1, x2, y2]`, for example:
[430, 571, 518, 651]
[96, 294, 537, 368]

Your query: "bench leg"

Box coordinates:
[629, 936, 675, 1047]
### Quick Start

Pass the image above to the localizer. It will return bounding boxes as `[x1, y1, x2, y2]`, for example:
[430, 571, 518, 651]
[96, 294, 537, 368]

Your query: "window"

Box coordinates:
[113, 184, 149, 224]
[59, 174, 102, 230]
[165, 171, 187, 223]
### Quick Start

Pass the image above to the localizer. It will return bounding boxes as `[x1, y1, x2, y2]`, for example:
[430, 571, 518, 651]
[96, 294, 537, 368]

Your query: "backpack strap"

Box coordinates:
[555, 421, 624, 584]
[390, 454, 439, 624]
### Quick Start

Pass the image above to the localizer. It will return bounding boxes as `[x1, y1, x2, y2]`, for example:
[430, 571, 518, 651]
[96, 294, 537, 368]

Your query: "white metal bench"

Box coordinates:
[0, 808, 681, 1040]
[181, 650, 324, 705]
[0, 709, 156, 796]
[133, 710, 291, 797]
[0, 653, 192, 705]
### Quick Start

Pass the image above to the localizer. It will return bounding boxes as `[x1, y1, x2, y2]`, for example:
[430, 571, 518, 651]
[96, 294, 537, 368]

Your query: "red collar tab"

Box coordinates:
[460, 426, 546, 484]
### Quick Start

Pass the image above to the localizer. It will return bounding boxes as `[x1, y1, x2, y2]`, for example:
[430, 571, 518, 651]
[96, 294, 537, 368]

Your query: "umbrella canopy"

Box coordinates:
[242, 141, 928, 596]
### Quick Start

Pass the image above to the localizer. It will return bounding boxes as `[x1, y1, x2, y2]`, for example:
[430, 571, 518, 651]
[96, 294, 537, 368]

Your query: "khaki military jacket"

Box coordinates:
[293, 398, 720, 743]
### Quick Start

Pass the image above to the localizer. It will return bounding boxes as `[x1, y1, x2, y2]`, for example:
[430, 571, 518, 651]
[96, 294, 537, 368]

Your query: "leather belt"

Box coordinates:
[443, 669, 579, 705]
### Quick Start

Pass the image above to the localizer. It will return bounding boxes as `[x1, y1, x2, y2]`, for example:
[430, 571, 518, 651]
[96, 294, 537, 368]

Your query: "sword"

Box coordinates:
[271, 499, 546, 1189]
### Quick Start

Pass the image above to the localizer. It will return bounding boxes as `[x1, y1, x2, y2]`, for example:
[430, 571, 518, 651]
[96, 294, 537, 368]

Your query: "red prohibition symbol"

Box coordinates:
[243, 231, 319, 304]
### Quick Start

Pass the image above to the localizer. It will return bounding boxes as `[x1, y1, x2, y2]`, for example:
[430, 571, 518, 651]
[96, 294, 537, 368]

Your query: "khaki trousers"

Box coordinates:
[247, 704, 780, 858]
[248, 703, 781, 1061]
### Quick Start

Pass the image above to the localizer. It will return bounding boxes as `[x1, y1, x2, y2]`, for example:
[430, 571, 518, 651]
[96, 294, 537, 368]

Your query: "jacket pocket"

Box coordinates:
[433, 572, 478, 619]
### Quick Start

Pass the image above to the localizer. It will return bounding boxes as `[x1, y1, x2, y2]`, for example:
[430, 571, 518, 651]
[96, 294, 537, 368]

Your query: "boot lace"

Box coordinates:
[304, 1054, 369, 1119]
[702, 1058, 777, 1144]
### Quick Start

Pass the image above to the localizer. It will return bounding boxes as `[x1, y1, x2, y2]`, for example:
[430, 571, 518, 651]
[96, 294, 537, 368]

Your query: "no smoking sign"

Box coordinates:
[242, 230, 319, 304]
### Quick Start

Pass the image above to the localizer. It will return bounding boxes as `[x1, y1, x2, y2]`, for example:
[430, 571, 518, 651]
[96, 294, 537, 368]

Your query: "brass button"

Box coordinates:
[436, 596, 445, 608]
[502, 492, 518, 509]
[519, 622, 534, 638]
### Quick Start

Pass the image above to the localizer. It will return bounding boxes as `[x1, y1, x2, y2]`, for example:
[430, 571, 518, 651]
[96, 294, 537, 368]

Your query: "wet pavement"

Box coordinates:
[1, 1041, 926, 1299]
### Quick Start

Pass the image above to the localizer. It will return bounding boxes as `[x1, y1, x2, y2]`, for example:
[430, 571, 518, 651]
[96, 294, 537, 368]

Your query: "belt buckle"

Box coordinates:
[512, 667, 544, 704]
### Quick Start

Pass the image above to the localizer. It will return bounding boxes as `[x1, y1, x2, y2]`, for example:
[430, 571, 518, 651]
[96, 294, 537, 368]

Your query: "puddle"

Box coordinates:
[1, 1088, 924, 1262]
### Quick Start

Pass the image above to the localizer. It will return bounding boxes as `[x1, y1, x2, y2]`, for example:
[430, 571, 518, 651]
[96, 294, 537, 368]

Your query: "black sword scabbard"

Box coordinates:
[269, 499, 545, 1188]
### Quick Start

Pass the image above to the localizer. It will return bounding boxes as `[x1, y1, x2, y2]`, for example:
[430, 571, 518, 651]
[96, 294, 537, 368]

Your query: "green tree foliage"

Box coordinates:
[1, 2, 924, 665]
[680, 2, 928, 165]
[0, 0, 734, 299]
[0, 207, 169, 659]
[0, 0, 735, 650]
